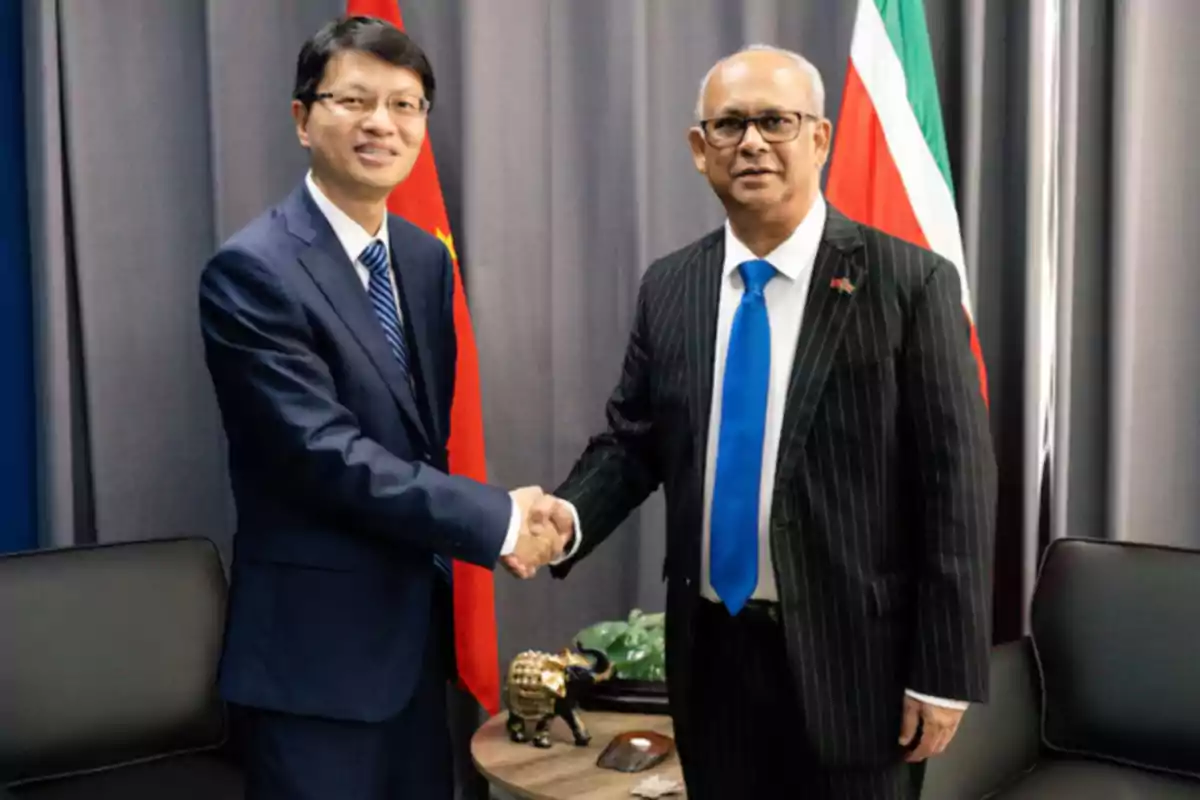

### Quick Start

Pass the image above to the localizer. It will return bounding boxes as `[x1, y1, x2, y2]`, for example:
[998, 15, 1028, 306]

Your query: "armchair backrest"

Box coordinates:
[1031, 537, 1200, 779]
[0, 538, 228, 785]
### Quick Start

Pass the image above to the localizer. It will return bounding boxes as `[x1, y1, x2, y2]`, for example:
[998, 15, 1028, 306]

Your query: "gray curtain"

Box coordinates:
[1105, 0, 1200, 544]
[22, 0, 1200, 795]
[25, 0, 345, 556]
[1013, 0, 1200, 634]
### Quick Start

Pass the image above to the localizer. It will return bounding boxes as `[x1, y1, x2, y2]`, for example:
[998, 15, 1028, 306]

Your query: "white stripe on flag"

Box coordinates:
[849, 0, 971, 311]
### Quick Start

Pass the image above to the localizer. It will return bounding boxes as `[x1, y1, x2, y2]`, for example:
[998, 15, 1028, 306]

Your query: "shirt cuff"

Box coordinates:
[905, 689, 969, 710]
[549, 501, 583, 565]
[498, 497, 522, 558]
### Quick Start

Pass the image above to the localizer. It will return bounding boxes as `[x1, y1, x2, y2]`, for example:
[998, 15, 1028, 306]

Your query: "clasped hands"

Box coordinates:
[502, 486, 575, 579]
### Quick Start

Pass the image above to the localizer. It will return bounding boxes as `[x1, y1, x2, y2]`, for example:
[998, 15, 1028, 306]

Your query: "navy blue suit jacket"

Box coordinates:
[199, 182, 510, 723]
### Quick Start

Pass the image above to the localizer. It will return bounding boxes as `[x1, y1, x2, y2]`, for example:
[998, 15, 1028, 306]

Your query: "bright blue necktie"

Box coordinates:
[710, 259, 776, 614]
[360, 240, 451, 583]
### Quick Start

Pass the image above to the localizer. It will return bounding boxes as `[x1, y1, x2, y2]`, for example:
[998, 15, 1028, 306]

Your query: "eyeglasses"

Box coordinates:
[311, 91, 430, 123]
[698, 111, 818, 148]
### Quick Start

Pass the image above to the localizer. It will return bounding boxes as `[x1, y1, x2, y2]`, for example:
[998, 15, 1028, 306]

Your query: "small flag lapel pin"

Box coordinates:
[830, 276, 856, 295]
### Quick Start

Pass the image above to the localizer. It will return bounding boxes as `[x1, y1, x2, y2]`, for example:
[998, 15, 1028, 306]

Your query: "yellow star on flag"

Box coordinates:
[435, 228, 458, 264]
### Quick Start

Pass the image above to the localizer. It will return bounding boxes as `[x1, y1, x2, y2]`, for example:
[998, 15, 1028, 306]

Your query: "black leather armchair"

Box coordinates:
[923, 538, 1200, 798]
[0, 538, 243, 799]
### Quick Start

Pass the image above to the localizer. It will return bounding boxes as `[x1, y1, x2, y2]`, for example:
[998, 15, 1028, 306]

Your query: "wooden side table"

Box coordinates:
[470, 711, 687, 800]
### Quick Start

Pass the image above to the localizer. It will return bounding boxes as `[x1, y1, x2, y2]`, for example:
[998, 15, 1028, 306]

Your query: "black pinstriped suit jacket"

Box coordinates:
[550, 207, 997, 768]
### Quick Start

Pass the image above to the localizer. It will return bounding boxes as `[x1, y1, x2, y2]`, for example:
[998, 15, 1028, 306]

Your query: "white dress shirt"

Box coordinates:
[304, 172, 529, 561]
[700, 195, 826, 604]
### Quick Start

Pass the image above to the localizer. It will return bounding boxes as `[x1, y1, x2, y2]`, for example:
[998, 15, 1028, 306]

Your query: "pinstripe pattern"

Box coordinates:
[550, 207, 997, 775]
[682, 601, 805, 799]
[681, 600, 921, 799]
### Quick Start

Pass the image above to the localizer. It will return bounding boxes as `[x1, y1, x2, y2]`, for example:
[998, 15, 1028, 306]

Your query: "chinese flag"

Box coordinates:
[346, 0, 500, 716]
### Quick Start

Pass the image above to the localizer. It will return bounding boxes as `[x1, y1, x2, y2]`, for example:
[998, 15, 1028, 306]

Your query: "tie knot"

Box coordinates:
[738, 259, 776, 295]
[360, 240, 389, 276]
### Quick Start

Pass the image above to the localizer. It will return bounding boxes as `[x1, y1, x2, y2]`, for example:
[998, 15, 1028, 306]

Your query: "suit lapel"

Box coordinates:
[286, 187, 431, 446]
[388, 218, 442, 445]
[776, 208, 865, 469]
[684, 233, 725, 480]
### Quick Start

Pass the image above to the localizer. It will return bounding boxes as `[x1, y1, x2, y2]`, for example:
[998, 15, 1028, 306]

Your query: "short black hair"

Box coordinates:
[292, 16, 436, 110]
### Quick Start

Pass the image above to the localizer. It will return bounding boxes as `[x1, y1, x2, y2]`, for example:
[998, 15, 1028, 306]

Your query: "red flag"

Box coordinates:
[345, 0, 500, 715]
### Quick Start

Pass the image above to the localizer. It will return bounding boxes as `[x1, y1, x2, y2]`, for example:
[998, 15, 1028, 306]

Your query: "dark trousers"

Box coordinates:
[678, 598, 922, 800]
[232, 581, 455, 800]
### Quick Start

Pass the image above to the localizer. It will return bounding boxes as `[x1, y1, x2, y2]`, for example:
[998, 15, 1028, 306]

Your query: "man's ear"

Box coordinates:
[291, 100, 311, 149]
[813, 118, 832, 169]
[687, 127, 708, 175]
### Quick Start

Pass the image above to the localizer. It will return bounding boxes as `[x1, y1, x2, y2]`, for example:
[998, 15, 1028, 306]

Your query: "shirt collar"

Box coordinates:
[722, 193, 827, 282]
[305, 170, 391, 264]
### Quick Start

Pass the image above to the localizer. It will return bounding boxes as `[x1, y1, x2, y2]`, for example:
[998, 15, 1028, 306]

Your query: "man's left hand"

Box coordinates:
[899, 696, 965, 762]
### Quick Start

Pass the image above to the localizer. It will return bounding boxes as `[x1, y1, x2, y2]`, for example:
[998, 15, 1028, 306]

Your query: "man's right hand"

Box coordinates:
[528, 494, 575, 556]
[506, 528, 556, 579]
[502, 487, 558, 579]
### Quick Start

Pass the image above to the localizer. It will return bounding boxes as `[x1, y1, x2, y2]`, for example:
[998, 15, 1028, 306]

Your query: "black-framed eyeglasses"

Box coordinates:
[310, 91, 430, 122]
[698, 111, 818, 148]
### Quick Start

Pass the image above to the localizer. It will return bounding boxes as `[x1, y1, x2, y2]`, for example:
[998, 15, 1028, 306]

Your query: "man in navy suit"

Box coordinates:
[198, 17, 568, 799]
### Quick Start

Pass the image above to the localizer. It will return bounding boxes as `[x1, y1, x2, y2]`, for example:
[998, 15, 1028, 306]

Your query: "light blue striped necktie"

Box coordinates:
[359, 239, 451, 583]
[710, 259, 776, 614]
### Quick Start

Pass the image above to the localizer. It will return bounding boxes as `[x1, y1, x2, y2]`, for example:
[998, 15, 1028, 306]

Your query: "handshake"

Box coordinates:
[503, 486, 576, 579]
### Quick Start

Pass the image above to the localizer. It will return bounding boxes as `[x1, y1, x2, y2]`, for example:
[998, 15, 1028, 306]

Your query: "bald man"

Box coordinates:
[538, 45, 997, 798]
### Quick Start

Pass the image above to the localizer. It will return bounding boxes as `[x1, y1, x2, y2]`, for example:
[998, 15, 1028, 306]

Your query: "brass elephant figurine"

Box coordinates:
[504, 644, 614, 748]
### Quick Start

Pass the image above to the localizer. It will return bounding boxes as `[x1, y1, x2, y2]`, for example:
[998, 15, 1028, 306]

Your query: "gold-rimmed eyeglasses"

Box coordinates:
[311, 91, 430, 123]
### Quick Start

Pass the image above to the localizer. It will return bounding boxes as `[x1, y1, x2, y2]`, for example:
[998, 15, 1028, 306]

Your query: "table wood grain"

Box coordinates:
[471, 711, 687, 799]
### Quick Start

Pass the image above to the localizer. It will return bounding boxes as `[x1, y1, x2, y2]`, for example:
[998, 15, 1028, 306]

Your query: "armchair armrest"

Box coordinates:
[921, 638, 1042, 799]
